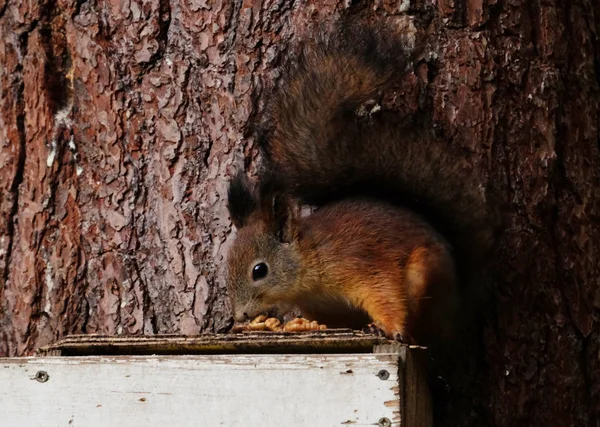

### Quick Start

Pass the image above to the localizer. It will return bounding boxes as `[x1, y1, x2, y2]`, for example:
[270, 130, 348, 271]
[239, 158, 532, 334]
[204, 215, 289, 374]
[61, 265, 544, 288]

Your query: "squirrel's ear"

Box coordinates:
[270, 192, 298, 244]
[227, 172, 258, 228]
[258, 172, 298, 243]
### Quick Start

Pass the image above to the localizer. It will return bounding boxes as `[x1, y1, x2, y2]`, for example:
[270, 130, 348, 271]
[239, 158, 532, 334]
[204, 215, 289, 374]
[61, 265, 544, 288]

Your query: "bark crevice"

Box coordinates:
[2, 30, 28, 295]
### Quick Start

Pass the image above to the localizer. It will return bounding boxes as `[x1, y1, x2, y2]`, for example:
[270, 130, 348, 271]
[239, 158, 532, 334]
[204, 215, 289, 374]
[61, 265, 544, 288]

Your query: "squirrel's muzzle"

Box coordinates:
[234, 309, 250, 323]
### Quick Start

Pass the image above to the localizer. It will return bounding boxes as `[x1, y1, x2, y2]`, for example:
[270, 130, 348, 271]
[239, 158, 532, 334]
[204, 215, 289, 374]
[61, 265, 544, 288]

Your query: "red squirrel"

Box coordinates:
[225, 19, 495, 345]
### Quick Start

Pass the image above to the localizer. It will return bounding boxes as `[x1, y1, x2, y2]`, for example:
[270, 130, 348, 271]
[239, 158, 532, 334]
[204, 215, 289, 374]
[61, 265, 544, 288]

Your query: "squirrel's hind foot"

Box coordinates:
[363, 322, 414, 344]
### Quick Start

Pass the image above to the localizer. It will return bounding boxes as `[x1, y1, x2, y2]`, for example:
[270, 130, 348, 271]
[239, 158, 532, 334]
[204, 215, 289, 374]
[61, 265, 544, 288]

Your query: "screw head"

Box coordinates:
[34, 371, 49, 383]
[377, 369, 390, 380]
[378, 417, 391, 427]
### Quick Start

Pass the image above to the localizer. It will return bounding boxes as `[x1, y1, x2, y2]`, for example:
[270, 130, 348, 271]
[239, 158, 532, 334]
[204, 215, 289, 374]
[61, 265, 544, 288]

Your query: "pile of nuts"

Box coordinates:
[231, 315, 327, 333]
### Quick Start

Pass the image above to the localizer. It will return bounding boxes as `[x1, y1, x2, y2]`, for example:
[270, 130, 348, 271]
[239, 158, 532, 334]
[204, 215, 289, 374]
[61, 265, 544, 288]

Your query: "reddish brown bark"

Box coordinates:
[1, 1, 598, 426]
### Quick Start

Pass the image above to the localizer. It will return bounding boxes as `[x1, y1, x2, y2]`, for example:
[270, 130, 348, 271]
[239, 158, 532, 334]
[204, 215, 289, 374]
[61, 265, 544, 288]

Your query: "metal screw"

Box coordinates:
[377, 369, 390, 380]
[378, 417, 391, 427]
[34, 371, 49, 383]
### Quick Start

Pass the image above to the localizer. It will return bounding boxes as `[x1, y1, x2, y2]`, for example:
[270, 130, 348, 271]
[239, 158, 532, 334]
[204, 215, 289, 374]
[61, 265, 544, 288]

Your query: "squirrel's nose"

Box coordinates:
[234, 310, 249, 323]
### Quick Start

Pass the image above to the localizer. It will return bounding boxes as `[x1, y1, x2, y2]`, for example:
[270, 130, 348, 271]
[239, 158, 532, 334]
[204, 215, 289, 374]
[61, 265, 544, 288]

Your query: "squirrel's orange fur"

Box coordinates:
[226, 20, 494, 344]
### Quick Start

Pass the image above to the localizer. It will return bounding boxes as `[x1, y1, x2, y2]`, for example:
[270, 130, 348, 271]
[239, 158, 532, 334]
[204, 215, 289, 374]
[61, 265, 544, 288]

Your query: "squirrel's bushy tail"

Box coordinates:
[257, 19, 496, 277]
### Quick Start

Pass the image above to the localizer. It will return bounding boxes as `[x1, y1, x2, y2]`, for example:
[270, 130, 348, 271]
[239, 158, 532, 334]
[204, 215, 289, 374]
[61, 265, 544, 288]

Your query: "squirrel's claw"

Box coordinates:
[393, 332, 415, 344]
[363, 323, 387, 337]
[363, 322, 414, 344]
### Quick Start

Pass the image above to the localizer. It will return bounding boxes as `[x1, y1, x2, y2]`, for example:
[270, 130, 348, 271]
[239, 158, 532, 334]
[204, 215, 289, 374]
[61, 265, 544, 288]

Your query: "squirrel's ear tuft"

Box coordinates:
[228, 172, 258, 228]
[258, 172, 298, 243]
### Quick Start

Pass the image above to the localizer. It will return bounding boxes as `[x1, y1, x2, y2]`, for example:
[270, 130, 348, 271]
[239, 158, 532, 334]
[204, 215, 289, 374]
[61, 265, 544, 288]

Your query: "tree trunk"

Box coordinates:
[0, 1, 598, 426]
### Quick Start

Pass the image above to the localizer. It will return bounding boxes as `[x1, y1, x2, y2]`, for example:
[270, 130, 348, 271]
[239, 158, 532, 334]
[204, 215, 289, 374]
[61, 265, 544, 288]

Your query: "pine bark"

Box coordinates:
[0, 1, 598, 426]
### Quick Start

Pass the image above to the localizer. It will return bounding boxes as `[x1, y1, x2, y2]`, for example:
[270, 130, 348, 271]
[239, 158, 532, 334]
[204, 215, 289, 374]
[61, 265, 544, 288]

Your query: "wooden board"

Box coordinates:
[1, 354, 402, 427]
[37, 331, 390, 356]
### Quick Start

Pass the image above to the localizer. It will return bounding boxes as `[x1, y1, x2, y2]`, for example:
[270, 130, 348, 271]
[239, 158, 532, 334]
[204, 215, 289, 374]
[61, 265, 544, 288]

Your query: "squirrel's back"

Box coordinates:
[256, 19, 495, 277]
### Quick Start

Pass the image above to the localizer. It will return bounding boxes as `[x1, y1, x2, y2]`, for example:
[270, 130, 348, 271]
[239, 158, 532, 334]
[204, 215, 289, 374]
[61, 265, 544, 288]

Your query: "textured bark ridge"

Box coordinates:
[0, 1, 598, 426]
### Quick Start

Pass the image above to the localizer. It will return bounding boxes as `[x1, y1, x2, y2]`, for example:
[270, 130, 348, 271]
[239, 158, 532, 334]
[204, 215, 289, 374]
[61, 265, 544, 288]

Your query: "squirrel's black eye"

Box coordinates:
[252, 262, 269, 281]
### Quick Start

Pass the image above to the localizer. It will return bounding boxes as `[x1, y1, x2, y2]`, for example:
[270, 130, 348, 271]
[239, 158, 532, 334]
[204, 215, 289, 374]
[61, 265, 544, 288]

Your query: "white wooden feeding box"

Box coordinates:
[0, 330, 432, 427]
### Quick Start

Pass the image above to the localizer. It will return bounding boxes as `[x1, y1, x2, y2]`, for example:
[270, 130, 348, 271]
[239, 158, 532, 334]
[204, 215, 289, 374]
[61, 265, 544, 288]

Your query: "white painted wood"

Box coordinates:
[0, 354, 401, 427]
